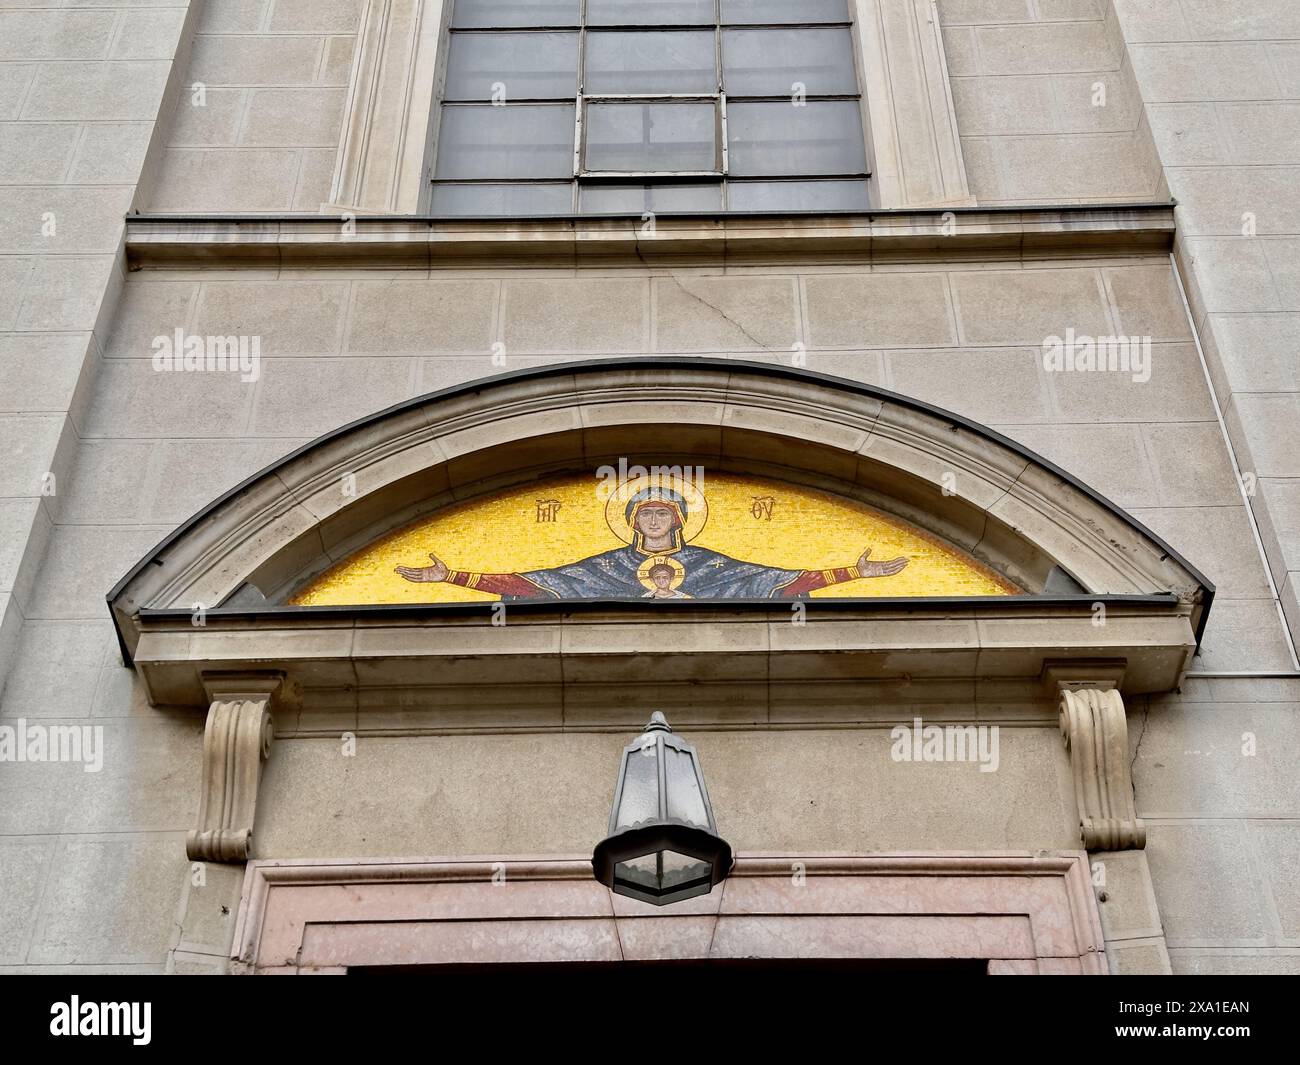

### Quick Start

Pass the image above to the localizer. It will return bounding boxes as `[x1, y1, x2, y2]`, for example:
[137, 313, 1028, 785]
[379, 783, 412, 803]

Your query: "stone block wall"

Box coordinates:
[938, 0, 1165, 203]
[150, 0, 363, 212]
[0, 0, 197, 972]
[1113, 0, 1300, 655]
[0, 0, 1296, 976]
[0, 1, 196, 687]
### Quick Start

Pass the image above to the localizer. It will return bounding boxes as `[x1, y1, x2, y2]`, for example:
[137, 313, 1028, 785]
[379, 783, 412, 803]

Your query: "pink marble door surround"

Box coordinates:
[231, 852, 1106, 974]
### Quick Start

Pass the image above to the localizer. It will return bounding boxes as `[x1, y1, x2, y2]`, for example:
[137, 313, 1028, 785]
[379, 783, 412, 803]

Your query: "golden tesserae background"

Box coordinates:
[291, 471, 1020, 605]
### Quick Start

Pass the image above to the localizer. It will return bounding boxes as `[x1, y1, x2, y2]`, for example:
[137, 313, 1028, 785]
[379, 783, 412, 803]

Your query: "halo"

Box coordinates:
[605, 478, 708, 545]
[604, 476, 708, 545]
[637, 555, 686, 593]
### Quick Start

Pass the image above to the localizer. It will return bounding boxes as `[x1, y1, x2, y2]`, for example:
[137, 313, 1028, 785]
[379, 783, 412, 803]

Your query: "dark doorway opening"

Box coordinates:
[352, 958, 987, 976]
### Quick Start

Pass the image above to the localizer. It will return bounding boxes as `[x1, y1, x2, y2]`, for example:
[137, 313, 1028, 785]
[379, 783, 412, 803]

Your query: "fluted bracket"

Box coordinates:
[1059, 687, 1146, 851]
[187, 674, 281, 863]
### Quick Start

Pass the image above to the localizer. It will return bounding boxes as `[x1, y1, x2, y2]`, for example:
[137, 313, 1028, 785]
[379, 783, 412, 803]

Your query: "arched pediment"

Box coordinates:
[108, 359, 1213, 708]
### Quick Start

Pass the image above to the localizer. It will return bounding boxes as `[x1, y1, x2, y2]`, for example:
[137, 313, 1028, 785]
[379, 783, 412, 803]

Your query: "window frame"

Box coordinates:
[327, 0, 976, 217]
[429, 0, 872, 215]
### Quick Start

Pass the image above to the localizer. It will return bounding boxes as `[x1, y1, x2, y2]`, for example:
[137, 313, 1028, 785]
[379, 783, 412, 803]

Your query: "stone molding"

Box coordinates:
[328, 0, 446, 214]
[1059, 687, 1147, 852]
[1041, 659, 1126, 695]
[108, 361, 1213, 670]
[186, 674, 281, 863]
[326, 0, 970, 215]
[858, 0, 974, 208]
[129, 600, 1196, 716]
[231, 852, 1106, 974]
[122, 204, 1177, 269]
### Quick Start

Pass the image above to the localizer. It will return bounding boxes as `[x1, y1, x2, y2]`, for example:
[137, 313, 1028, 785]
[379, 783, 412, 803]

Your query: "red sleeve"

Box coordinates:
[777, 567, 861, 598]
[445, 571, 548, 598]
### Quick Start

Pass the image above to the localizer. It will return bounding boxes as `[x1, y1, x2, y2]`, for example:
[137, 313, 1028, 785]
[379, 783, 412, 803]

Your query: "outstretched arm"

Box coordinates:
[856, 547, 909, 578]
[394, 552, 543, 597]
[394, 552, 449, 583]
[776, 548, 909, 597]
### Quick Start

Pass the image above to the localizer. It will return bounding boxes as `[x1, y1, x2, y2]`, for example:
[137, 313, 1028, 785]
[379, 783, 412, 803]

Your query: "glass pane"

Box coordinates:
[444, 32, 577, 100]
[451, 0, 580, 27]
[723, 28, 857, 96]
[434, 104, 575, 179]
[614, 746, 660, 829]
[588, 0, 715, 24]
[722, 0, 849, 23]
[614, 854, 660, 891]
[430, 182, 574, 216]
[585, 101, 717, 172]
[613, 851, 710, 894]
[727, 178, 870, 211]
[581, 183, 721, 213]
[664, 747, 709, 826]
[659, 850, 712, 891]
[584, 31, 716, 94]
[726, 100, 866, 176]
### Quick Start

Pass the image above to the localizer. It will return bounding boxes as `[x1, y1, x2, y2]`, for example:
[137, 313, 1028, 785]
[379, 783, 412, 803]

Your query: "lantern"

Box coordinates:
[592, 712, 733, 906]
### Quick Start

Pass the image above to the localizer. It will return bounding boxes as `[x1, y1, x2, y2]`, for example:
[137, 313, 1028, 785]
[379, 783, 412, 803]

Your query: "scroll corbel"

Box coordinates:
[187, 674, 281, 863]
[1057, 685, 1146, 851]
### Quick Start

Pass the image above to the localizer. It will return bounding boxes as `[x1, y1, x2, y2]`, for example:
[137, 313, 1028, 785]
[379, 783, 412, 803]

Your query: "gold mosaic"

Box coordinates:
[292, 471, 1020, 605]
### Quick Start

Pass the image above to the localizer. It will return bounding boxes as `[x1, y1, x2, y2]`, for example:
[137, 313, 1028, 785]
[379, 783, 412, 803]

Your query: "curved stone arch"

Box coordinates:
[108, 359, 1213, 662]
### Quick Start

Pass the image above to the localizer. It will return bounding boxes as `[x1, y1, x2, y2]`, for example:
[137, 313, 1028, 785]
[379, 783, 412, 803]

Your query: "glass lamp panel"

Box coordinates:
[434, 104, 575, 179]
[614, 745, 660, 829]
[430, 182, 575, 216]
[584, 30, 716, 94]
[613, 851, 711, 895]
[660, 850, 712, 890]
[452, 0, 581, 28]
[726, 99, 866, 176]
[721, 0, 849, 23]
[614, 854, 660, 891]
[727, 178, 869, 211]
[444, 31, 578, 100]
[587, 0, 715, 24]
[585, 101, 717, 172]
[580, 182, 721, 213]
[663, 746, 709, 827]
[722, 28, 857, 96]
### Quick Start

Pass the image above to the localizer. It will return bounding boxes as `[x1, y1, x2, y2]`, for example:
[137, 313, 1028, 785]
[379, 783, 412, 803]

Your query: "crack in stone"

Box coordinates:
[1129, 702, 1150, 785]
[667, 272, 774, 352]
[630, 229, 775, 354]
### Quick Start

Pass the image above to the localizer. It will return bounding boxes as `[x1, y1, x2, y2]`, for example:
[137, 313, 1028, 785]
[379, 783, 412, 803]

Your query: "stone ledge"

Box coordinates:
[123, 204, 1177, 269]
[132, 597, 1197, 718]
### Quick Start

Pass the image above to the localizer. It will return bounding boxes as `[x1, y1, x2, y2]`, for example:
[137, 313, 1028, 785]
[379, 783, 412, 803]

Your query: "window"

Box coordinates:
[430, 0, 870, 216]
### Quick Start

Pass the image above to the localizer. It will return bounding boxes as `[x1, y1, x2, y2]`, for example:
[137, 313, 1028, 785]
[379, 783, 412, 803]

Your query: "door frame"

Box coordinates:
[231, 851, 1106, 974]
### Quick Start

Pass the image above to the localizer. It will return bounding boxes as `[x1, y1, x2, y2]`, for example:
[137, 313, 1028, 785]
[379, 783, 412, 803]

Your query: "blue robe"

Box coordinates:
[514, 543, 803, 601]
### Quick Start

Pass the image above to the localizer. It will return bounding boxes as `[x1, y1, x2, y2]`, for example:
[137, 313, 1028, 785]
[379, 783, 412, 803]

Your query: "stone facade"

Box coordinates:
[0, 0, 1297, 976]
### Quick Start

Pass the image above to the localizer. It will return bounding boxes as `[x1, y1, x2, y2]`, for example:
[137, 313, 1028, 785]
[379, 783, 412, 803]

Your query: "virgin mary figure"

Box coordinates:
[395, 487, 908, 601]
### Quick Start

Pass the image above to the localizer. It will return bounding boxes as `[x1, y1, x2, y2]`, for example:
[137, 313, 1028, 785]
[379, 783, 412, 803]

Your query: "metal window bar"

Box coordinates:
[435, 0, 869, 213]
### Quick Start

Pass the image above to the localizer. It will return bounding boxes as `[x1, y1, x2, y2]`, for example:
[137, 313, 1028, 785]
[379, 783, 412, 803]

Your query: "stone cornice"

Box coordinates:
[131, 597, 1196, 717]
[122, 203, 1177, 268]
